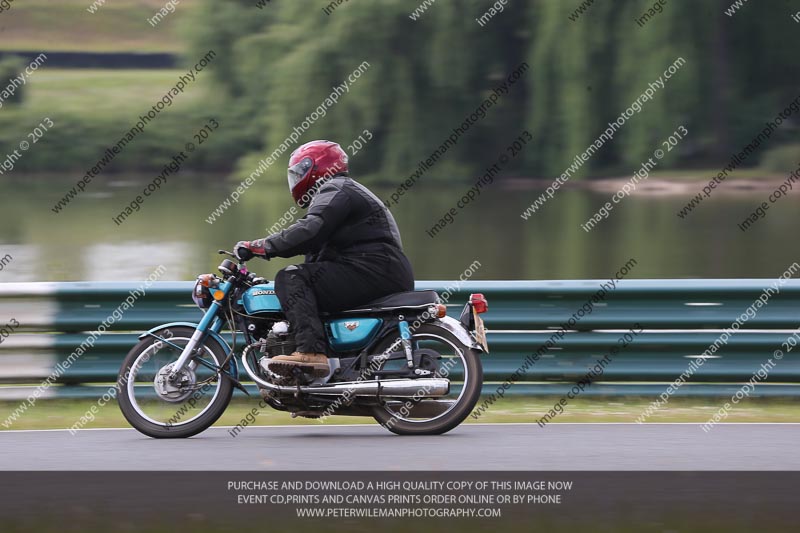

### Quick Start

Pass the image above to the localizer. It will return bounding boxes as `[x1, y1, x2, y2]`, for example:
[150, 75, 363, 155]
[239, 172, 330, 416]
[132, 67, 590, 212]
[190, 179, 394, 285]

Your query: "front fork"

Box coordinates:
[170, 284, 232, 375]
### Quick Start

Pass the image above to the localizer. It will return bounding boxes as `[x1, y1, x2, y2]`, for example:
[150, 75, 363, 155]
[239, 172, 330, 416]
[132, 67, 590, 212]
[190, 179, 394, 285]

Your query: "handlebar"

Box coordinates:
[218, 249, 243, 263]
[217, 251, 268, 286]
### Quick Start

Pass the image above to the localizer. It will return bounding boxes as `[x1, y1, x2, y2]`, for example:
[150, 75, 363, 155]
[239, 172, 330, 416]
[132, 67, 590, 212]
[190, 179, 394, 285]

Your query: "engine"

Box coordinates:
[250, 321, 299, 384]
[262, 321, 296, 358]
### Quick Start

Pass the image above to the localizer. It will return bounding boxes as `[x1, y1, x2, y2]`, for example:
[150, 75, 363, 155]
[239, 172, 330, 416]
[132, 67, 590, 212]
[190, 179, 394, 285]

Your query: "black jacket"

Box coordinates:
[264, 177, 405, 263]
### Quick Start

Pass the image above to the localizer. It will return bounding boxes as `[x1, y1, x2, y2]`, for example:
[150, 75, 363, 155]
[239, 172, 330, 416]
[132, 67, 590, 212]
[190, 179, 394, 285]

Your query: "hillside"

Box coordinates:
[0, 0, 195, 52]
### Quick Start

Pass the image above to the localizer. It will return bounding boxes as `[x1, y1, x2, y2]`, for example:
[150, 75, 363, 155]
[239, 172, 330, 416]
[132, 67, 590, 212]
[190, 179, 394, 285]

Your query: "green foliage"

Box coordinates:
[4, 0, 800, 181]
[185, 0, 530, 182]
[183, 0, 800, 182]
[0, 69, 257, 176]
[760, 144, 800, 175]
[0, 56, 27, 106]
[0, 102, 255, 175]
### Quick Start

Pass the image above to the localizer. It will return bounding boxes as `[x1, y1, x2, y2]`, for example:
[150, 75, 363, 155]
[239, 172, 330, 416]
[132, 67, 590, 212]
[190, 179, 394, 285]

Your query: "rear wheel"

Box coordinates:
[370, 323, 483, 435]
[117, 326, 233, 438]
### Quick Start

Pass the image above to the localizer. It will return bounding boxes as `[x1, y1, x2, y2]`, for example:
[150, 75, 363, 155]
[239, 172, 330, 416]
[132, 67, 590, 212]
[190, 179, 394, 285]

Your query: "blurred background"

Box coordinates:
[0, 0, 798, 283]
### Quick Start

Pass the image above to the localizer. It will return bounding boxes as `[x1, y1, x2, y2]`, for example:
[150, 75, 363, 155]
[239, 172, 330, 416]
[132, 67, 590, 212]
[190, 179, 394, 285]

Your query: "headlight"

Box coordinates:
[192, 274, 217, 309]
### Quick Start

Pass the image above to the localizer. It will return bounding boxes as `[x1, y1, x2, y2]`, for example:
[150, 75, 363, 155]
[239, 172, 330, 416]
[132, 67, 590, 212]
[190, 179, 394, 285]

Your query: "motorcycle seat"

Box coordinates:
[337, 290, 441, 313]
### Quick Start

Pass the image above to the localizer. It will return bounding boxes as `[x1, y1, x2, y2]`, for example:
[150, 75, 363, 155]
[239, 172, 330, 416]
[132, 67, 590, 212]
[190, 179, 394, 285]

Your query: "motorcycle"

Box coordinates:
[117, 251, 489, 438]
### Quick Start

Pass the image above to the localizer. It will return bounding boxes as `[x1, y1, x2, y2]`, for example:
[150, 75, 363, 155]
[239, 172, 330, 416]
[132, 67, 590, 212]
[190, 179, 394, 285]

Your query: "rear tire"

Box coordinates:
[370, 323, 483, 435]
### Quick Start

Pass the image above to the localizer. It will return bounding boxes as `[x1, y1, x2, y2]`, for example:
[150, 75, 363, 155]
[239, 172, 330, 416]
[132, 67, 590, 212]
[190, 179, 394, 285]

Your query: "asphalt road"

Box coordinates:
[1, 423, 798, 470]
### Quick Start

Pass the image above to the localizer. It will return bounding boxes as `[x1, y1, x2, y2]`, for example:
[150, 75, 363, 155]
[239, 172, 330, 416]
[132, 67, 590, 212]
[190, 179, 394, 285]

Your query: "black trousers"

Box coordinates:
[274, 247, 414, 353]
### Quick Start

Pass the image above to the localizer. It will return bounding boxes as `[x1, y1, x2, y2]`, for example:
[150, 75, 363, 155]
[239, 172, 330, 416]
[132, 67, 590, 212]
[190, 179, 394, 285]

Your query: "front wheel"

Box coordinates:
[370, 323, 483, 435]
[117, 326, 233, 438]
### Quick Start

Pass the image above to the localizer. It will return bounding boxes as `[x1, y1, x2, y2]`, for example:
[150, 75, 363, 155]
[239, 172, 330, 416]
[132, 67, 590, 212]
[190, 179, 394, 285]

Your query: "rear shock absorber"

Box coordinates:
[398, 316, 414, 368]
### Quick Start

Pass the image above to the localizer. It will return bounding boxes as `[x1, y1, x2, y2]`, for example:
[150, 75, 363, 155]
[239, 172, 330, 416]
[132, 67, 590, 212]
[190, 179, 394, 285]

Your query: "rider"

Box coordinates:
[234, 140, 415, 377]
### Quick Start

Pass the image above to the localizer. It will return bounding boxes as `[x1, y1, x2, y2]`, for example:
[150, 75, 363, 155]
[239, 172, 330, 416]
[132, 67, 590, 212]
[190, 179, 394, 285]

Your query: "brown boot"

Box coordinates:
[268, 352, 330, 377]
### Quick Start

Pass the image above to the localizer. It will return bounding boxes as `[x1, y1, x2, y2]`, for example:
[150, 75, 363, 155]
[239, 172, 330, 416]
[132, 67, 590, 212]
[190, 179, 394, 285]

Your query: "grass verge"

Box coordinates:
[23, 69, 204, 116]
[2, 396, 800, 431]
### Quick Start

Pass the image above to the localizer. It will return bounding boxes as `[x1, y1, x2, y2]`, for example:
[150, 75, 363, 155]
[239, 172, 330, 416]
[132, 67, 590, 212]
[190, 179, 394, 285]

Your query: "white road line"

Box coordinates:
[3, 421, 800, 433]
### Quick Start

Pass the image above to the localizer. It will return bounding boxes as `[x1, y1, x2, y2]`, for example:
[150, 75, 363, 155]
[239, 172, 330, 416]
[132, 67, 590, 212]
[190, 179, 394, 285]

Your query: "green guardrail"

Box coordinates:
[1, 280, 799, 400]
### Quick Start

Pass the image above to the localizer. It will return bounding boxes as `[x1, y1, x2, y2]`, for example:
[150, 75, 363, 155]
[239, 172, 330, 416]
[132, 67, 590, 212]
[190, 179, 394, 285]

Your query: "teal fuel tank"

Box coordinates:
[242, 283, 382, 351]
[241, 284, 281, 314]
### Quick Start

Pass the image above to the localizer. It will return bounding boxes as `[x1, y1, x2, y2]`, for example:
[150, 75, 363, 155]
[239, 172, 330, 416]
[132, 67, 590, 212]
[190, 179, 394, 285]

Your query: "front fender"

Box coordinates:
[435, 316, 486, 353]
[138, 322, 237, 378]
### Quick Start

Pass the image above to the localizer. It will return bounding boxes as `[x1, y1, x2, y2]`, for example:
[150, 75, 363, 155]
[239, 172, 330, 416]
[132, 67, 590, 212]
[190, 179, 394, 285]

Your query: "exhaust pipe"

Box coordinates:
[241, 350, 449, 398]
[296, 378, 450, 397]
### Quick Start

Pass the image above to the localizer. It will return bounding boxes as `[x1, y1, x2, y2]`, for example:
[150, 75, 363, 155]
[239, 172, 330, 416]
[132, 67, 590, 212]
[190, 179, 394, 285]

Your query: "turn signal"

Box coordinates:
[469, 293, 488, 314]
[434, 304, 447, 318]
[198, 273, 216, 287]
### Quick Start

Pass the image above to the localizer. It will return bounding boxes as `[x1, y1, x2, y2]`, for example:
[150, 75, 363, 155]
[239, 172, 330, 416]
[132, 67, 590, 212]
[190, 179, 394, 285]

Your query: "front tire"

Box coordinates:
[117, 326, 233, 438]
[370, 323, 483, 435]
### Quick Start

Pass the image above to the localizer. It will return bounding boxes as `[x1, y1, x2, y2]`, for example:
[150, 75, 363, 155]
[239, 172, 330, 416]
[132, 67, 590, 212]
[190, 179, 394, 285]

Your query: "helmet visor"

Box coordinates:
[288, 157, 313, 191]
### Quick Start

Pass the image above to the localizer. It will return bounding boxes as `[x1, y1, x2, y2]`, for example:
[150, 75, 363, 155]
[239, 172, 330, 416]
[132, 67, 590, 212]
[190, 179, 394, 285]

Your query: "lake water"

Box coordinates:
[0, 176, 797, 283]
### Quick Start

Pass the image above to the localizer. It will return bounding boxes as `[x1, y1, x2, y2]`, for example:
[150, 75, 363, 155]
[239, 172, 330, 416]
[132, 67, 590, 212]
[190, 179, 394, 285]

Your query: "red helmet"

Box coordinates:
[287, 140, 349, 207]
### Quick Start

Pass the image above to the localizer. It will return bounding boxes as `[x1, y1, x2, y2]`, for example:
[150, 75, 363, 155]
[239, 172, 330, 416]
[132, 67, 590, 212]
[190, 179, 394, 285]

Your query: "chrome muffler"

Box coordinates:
[241, 350, 449, 397]
[293, 378, 450, 397]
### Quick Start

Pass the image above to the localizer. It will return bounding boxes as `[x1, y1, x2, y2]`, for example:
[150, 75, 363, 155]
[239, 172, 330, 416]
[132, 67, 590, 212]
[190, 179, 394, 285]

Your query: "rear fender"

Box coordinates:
[434, 316, 485, 353]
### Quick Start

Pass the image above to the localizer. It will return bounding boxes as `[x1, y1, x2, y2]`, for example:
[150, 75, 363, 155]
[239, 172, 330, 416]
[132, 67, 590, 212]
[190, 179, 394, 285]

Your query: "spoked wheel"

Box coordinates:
[117, 326, 233, 438]
[370, 323, 483, 435]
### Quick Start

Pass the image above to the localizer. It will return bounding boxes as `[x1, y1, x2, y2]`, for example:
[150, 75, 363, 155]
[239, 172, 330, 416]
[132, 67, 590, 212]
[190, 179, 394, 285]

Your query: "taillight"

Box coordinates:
[469, 293, 488, 314]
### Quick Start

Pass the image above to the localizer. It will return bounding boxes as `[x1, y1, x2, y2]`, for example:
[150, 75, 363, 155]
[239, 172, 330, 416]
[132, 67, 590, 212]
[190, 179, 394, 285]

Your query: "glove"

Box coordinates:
[233, 239, 269, 261]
